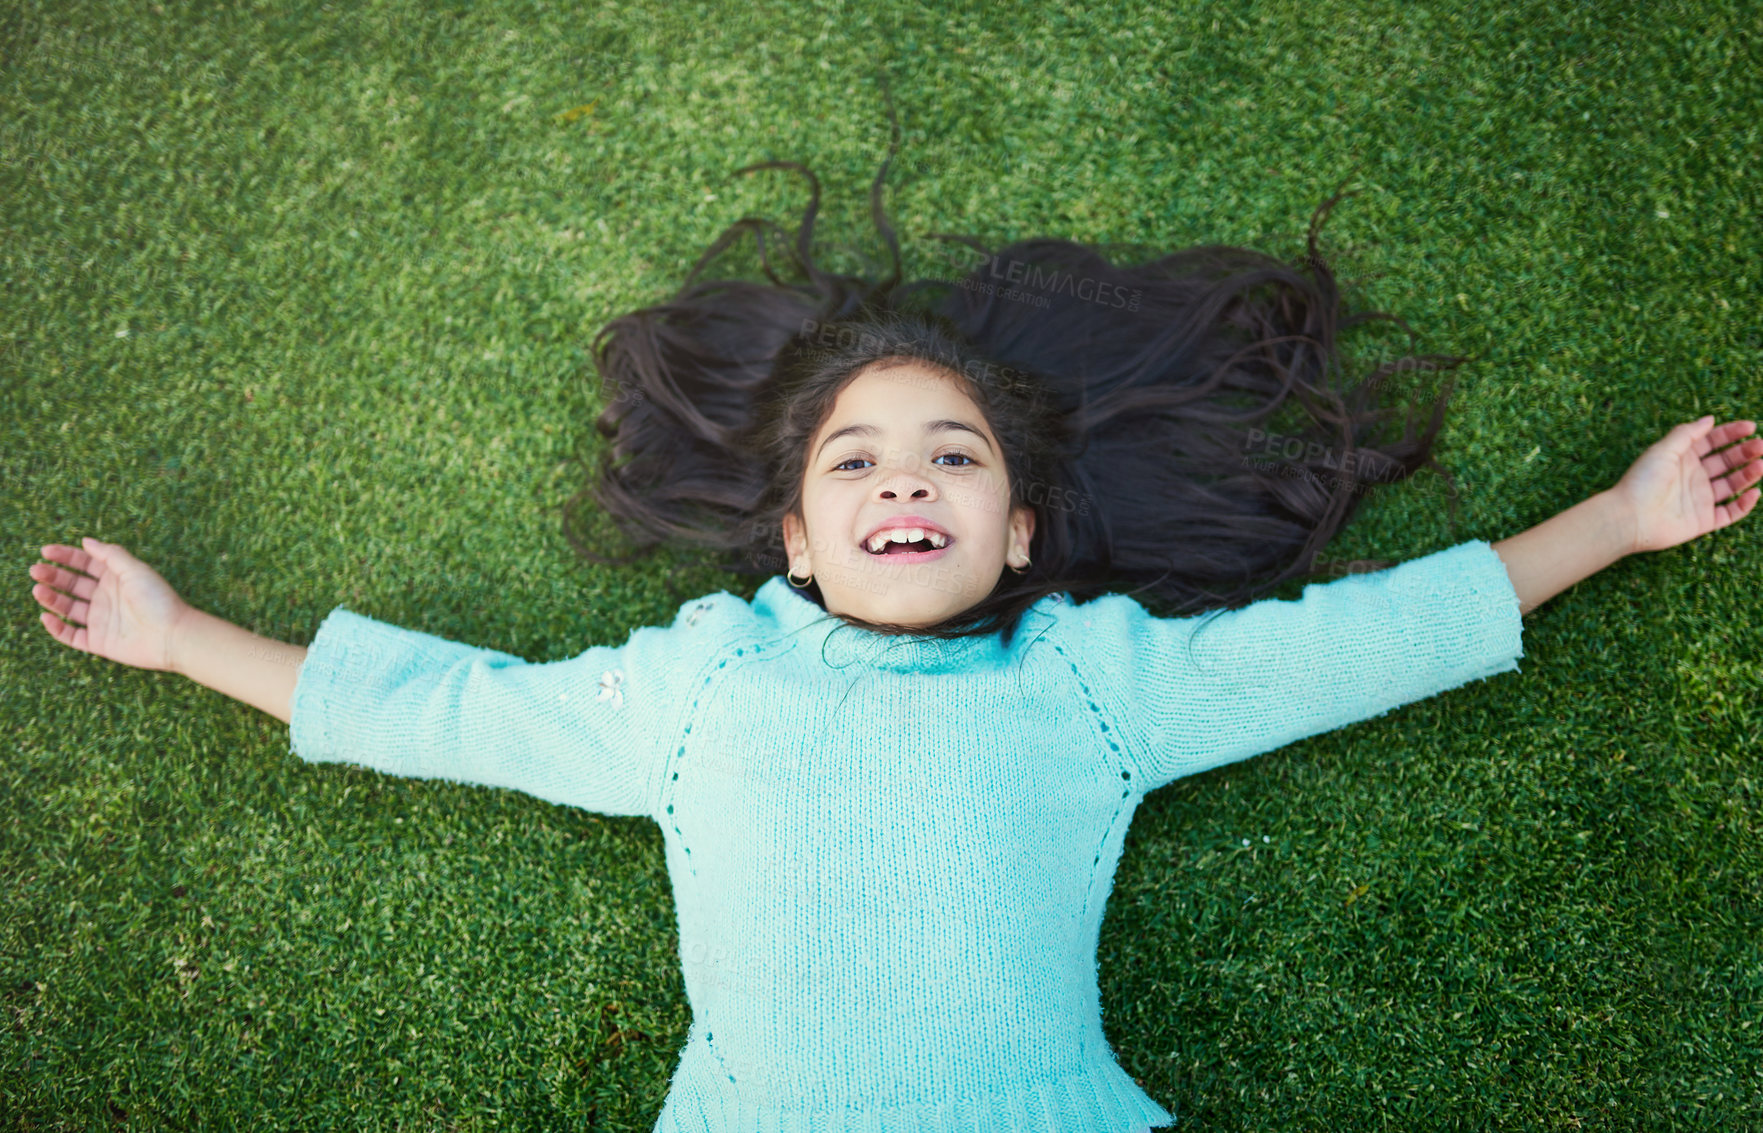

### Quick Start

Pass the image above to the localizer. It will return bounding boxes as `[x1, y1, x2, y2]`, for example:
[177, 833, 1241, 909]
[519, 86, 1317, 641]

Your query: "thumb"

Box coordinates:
[1662, 415, 1715, 450]
[82, 536, 125, 563]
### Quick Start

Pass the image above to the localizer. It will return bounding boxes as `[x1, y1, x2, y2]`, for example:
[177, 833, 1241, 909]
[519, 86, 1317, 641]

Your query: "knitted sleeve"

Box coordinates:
[286, 593, 743, 818]
[1068, 539, 1526, 792]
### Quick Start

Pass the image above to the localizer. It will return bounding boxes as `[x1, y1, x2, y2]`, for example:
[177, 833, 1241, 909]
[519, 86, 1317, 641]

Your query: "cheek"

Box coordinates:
[803, 494, 857, 552]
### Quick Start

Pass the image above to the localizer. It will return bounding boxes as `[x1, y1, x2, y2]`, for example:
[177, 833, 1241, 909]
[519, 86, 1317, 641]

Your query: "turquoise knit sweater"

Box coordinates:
[288, 538, 1526, 1131]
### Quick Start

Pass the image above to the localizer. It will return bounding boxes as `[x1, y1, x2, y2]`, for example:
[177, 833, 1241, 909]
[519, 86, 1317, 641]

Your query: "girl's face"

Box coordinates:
[782, 359, 1035, 628]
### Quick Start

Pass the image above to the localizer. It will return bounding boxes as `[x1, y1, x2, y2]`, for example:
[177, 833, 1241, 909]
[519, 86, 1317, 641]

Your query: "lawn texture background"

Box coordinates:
[3, 0, 1760, 1129]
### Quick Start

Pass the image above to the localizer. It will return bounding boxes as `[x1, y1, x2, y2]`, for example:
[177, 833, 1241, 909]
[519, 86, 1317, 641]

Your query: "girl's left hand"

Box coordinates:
[1610, 415, 1761, 554]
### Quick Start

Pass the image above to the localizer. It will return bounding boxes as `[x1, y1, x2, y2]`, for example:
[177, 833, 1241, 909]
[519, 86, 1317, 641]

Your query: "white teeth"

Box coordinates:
[865, 528, 949, 554]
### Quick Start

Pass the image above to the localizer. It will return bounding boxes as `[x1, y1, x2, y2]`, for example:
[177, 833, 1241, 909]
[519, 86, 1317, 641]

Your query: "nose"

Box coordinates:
[874, 451, 938, 500]
[878, 476, 935, 501]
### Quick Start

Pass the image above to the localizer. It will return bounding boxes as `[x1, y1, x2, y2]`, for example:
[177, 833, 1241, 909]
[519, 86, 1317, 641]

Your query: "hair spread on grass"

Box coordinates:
[560, 94, 1469, 646]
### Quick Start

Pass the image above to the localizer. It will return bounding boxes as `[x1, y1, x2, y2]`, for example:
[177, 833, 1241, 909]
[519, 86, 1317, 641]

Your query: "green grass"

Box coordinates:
[3, 0, 1759, 1128]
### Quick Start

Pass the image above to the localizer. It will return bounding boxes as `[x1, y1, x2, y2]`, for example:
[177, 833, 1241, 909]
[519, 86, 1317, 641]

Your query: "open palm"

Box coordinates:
[1613, 416, 1762, 553]
[29, 538, 191, 673]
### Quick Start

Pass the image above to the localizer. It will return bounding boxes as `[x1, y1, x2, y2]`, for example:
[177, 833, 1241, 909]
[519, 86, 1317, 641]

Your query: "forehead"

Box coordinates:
[823, 360, 977, 422]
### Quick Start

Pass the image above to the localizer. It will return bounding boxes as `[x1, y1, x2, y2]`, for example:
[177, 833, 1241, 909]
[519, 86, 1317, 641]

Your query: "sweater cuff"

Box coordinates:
[1455, 539, 1527, 678]
[287, 606, 373, 769]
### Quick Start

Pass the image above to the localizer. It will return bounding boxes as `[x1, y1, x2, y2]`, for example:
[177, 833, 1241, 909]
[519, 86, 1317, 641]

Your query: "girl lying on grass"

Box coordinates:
[29, 133, 1759, 1131]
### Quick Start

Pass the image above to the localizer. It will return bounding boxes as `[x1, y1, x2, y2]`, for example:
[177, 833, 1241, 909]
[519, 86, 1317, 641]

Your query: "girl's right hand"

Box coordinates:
[29, 538, 192, 674]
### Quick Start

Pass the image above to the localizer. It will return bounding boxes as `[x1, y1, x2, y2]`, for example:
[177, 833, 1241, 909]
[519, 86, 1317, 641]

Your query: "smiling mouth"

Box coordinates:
[867, 543, 949, 563]
[862, 533, 954, 561]
[867, 538, 939, 556]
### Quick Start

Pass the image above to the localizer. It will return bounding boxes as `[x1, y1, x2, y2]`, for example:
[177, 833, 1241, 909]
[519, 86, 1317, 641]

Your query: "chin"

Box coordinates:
[871, 589, 963, 623]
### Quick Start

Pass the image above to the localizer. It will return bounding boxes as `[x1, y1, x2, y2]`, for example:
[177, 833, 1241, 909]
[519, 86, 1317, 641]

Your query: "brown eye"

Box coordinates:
[832, 452, 974, 472]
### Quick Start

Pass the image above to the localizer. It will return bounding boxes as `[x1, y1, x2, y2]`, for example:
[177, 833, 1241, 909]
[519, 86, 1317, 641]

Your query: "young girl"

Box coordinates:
[29, 132, 1759, 1130]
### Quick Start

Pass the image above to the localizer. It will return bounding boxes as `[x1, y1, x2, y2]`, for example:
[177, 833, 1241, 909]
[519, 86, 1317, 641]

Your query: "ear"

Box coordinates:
[1010, 503, 1036, 563]
[781, 512, 806, 566]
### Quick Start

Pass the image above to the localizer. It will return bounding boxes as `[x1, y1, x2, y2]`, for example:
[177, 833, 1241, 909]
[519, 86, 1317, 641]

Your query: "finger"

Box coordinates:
[32, 573, 90, 628]
[83, 537, 151, 574]
[28, 561, 98, 603]
[39, 608, 73, 647]
[1694, 419, 1758, 458]
[78, 536, 113, 576]
[80, 536, 146, 573]
[1655, 416, 1714, 458]
[39, 543, 98, 577]
[1712, 455, 1763, 503]
[38, 607, 90, 655]
[1714, 485, 1760, 529]
[42, 539, 107, 580]
[1700, 436, 1763, 482]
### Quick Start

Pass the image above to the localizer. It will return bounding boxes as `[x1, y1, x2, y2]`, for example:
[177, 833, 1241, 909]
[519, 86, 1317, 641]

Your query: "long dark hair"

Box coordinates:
[561, 118, 1468, 648]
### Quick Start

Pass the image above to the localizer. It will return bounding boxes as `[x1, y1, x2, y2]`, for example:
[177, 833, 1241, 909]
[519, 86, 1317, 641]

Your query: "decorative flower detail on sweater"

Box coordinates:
[685, 601, 714, 627]
[597, 668, 626, 709]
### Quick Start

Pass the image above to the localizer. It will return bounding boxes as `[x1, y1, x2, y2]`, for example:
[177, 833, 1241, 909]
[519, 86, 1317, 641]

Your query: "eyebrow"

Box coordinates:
[815, 420, 994, 463]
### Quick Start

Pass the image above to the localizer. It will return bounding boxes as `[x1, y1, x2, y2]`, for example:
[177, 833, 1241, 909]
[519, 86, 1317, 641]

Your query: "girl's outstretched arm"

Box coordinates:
[29, 538, 304, 724]
[1074, 540, 1527, 791]
[170, 604, 306, 724]
[1488, 491, 1632, 617]
[1061, 416, 1759, 793]
[283, 600, 730, 818]
[1491, 415, 1760, 615]
[31, 537, 732, 819]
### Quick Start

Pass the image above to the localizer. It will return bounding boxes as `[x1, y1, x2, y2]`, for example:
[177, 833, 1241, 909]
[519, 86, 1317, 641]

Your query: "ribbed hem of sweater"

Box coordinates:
[653, 1041, 1176, 1132]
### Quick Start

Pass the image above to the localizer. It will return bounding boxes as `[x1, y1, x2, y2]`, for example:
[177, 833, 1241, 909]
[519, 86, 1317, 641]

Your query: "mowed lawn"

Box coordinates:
[3, 0, 1759, 1129]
